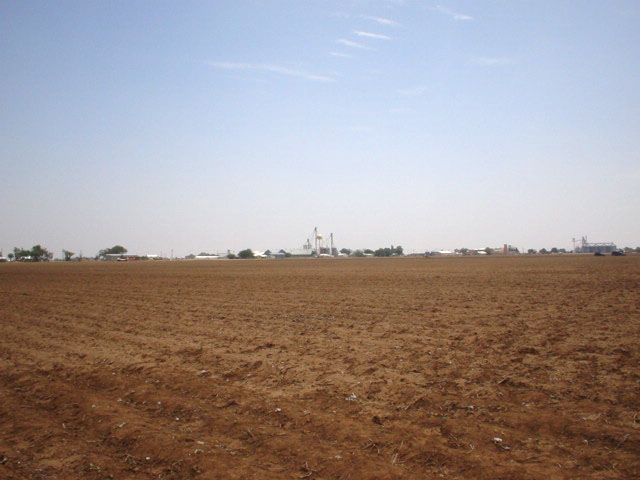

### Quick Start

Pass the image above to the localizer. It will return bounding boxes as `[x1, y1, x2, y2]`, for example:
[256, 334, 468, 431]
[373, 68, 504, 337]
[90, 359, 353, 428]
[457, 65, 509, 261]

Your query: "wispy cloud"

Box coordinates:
[397, 85, 428, 96]
[361, 15, 401, 27]
[206, 62, 334, 82]
[470, 56, 513, 66]
[337, 38, 374, 50]
[329, 51, 353, 58]
[354, 30, 391, 40]
[434, 5, 473, 21]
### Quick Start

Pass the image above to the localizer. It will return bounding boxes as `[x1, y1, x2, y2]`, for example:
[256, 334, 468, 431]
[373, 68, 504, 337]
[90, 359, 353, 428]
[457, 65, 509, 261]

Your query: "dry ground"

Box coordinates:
[1, 256, 639, 479]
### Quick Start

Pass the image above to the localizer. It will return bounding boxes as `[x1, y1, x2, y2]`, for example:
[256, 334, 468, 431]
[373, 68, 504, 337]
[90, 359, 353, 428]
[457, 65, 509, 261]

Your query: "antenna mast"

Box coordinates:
[314, 226, 318, 257]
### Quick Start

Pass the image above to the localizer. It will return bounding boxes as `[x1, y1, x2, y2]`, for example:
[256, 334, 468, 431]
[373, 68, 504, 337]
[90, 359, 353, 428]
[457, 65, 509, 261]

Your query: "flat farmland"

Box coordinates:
[1, 256, 639, 479]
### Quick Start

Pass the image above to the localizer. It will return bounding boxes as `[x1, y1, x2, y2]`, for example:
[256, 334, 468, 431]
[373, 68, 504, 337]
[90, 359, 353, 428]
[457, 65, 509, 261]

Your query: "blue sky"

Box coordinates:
[2, 1, 639, 256]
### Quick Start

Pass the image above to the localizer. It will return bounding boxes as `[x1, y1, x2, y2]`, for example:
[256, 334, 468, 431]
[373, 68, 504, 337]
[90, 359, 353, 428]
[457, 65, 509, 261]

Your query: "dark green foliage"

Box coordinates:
[373, 245, 404, 257]
[99, 245, 127, 256]
[13, 245, 53, 262]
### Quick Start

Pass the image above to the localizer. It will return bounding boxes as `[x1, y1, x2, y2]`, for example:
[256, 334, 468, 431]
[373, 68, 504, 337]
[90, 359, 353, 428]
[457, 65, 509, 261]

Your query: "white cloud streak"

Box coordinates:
[434, 5, 473, 21]
[337, 38, 373, 50]
[206, 62, 334, 82]
[329, 51, 353, 58]
[361, 15, 400, 27]
[354, 30, 391, 40]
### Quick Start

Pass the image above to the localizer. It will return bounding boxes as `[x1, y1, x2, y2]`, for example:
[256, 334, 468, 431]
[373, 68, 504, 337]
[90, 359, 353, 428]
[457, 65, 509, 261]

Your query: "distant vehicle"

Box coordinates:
[611, 250, 626, 256]
[594, 252, 605, 256]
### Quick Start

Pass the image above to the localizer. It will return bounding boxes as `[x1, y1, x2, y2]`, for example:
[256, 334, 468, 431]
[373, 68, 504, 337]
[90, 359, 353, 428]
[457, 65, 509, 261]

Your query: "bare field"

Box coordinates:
[1, 256, 639, 479]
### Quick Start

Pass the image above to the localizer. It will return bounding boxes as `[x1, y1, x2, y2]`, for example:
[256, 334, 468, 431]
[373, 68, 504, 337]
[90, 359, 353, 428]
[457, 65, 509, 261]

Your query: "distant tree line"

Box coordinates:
[527, 248, 570, 254]
[6, 242, 638, 263]
[9, 245, 53, 262]
[527, 247, 640, 254]
[340, 246, 404, 257]
[373, 245, 404, 257]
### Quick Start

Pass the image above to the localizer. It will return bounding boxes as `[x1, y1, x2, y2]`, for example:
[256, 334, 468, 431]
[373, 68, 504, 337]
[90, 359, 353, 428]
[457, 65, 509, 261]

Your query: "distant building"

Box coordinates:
[103, 254, 140, 261]
[575, 236, 617, 254]
[288, 246, 315, 257]
[500, 244, 520, 255]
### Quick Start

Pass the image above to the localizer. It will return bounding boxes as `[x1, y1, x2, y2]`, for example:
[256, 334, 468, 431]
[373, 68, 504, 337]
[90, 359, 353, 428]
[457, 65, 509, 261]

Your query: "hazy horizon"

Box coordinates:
[2, 1, 639, 258]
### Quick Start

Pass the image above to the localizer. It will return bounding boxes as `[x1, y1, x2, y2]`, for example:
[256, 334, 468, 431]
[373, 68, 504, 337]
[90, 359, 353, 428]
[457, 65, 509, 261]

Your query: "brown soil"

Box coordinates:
[1, 256, 639, 479]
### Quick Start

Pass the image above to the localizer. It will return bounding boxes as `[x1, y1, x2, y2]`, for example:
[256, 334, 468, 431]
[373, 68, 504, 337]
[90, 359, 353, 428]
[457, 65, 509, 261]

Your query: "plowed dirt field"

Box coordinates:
[1, 256, 639, 479]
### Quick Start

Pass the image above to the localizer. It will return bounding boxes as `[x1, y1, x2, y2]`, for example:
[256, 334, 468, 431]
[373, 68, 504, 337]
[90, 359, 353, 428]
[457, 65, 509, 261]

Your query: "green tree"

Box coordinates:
[353, 250, 365, 257]
[550, 247, 559, 254]
[13, 247, 30, 260]
[363, 249, 374, 255]
[63, 249, 74, 261]
[340, 248, 352, 255]
[8, 253, 14, 261]
[13, 245, 53, 262]
[227, 253, 237, 259]
[32, 245, 53, 262]
[238, 249, 254, 259]
[527, 249, 537, 254]
[539, 248, 549, 254]
[99, 245, 127, 256]
[485, 247, 494, 255]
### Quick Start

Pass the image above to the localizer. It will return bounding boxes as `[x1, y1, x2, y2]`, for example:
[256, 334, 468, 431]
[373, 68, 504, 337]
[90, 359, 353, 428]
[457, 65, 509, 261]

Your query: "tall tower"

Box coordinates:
[314, 227, 323, 257]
